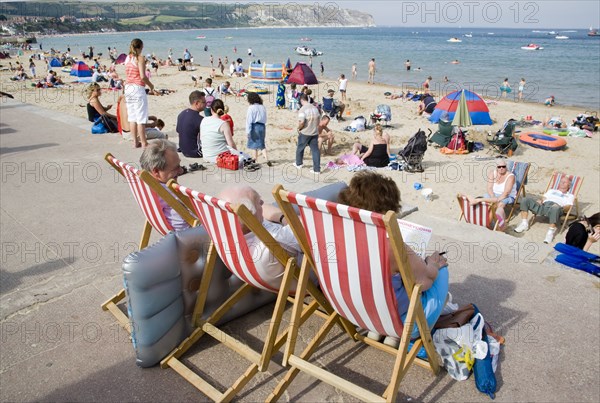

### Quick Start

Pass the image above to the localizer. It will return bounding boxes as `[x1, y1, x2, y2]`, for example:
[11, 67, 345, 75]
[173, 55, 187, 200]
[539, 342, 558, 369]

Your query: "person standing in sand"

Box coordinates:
[338, 74, 348, 102]
[245, 92, 271, 166]
[295, 94, 321, 173]
[124, 38, 158, 148]
[368, 58, 376, 84]
[351, 63, 357, 80]
[405, 59, 411, 71]
[500, 78, 511, 98]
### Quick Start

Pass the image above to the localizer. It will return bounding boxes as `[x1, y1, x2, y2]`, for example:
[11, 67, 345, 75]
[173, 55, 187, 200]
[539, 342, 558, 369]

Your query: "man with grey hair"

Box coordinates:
[218, 185, 301, 290]
[140, 139, 191, 231]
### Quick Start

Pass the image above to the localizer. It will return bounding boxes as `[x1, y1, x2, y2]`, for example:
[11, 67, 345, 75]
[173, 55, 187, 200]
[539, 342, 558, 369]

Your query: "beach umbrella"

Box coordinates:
[451, 90, 473, 127]
[115, 53, 127, 64]
[429, 89, 492, 125]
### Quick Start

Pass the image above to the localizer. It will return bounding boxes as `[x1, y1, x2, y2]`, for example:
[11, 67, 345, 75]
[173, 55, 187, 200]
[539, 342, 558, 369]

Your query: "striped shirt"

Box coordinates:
[125, 55, 145, 86]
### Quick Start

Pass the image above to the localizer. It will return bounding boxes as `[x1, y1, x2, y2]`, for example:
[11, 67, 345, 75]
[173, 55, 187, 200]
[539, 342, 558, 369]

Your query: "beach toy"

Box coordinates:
[245, 83, 268, 94]
[413, 182, 423, 190]
[519, 131, 567, 151]
[421, 188, 433, 201]
[543, 129, 569, 136]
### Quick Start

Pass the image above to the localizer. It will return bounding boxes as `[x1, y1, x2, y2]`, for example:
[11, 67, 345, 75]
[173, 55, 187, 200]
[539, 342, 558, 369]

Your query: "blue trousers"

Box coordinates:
[296, 133, 320, 172]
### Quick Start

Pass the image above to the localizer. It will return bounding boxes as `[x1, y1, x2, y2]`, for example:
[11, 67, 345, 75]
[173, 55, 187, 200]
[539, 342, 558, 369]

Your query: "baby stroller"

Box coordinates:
[398, 128, 431, 173]
[487, 118, 518, 156]
[370, 104, 392, 127]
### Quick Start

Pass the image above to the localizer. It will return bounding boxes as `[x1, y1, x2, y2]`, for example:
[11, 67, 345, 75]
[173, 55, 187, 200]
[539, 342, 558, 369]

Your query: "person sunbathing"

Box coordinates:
[338, 171, 449, 346]
[459, 158, 516, 231]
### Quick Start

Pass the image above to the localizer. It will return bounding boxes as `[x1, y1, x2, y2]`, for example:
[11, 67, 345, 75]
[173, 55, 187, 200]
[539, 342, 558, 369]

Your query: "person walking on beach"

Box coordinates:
[246, 92, 271, 165]
[124, 38, 158, 148]
[518, 78, 526, 101]
[368, 58, 376, 84]
[351, 63, 357, 80]
[209, 54, 214, 67]
[295, 94, 321, 173]
[423, 76, 432, 91]
[320, 61, 324, 77]
[405, 59, 411, 71]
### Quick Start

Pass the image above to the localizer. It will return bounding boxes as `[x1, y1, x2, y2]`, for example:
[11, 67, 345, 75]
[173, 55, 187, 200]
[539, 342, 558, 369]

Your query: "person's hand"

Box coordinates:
[425, 252, 447, 270]
[106, 104, 112, 110]
[590, 230, 600, 244]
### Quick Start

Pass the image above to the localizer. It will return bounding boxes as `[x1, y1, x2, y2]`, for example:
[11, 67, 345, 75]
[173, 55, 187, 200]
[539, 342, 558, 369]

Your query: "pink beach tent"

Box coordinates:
[115, 53, 127, 64]
[286, 62, 318, 85]
[429, 89, 492, 125]
[70, 61, 92, 77]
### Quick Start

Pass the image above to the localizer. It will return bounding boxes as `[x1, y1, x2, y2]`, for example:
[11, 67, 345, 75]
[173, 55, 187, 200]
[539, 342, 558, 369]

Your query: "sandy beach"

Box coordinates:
[1, 51, 598, 250]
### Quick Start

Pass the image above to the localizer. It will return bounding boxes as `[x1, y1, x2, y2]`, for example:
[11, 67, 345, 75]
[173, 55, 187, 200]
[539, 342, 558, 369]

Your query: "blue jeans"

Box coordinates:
[296, 133, 320, 172]
[392, 266, 449, 339]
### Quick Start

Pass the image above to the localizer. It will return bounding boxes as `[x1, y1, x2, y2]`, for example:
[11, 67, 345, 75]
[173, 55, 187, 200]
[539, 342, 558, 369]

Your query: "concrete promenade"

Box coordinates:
[1, 98, 598, 401]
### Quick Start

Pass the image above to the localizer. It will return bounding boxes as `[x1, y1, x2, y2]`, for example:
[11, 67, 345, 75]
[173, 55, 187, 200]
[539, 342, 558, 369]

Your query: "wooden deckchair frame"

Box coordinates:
[269, 185, 439, 403]
[101, 153, 197, 333]
[495, 160, 530, 230]
[160, 183, 355, 402]
[457, 194, 496, 230]
[530, 171, 583, 233]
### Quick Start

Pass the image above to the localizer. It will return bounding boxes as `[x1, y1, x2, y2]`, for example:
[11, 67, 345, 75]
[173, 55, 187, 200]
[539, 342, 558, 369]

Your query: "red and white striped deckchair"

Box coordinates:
[457, 194, 495, 229]
[532, 171, 583, 233]
[269, 185, 439, 403]
[160, 183, 351, 402]
[103, 153, 196, 332]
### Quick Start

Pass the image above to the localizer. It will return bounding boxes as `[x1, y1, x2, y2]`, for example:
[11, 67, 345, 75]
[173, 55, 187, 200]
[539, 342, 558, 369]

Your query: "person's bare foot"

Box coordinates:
[134, 142, 141, 148]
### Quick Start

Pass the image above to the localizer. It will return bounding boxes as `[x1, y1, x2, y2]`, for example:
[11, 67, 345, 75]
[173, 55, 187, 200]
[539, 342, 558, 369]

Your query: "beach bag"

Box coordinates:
[433, 312, 487, 381]
[100, 114, 118, 133]
[205, 88, 216, 108]
[216, 151, 239, 170]
[434, 304, 475, 329]
[91, 117, 108, 134]
[447, 128, 466, 152]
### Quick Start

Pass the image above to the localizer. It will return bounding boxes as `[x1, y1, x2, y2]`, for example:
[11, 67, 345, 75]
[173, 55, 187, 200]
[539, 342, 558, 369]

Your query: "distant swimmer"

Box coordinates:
[451, 59, 460, 64]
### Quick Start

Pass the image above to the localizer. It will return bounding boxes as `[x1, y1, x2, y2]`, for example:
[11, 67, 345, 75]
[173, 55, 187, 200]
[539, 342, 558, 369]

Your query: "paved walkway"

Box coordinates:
[1, 98, 598, 401]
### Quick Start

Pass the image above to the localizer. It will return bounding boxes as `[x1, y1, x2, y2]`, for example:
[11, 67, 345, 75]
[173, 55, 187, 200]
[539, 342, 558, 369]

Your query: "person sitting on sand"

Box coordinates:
[565, 213, 600, 251]
[200, 99, 237, 163]
[544, 95, 555, 106]
[351, 124, 390, 168]
[417, 93, 437, 116]
[514, 174, 574, 244]
[117, 94, 167, 140]
[338, 171, 449, 345]
[543, 115, 566, 128]
[323, 89, 345, 120]
[86, 82, 118, 132]
[459, 158, 517, 231]
[140, 139, 191, 231]
[218, 81, 235, 96]
[318, 115, 334, 155]
[176, 90, 205, 158]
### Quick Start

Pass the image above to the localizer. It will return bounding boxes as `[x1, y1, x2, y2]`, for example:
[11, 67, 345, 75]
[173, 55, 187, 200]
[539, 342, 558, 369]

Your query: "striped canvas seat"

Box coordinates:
[535, 172, 583, 233]
[270, 185, 439, 403]
[457, 194, 495, 229]
[102, 153, 196, 333]
[160, 183, 349, 402]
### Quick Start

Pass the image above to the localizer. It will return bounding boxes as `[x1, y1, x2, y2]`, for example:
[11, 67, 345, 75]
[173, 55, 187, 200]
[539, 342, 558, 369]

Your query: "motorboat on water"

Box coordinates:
[521, 43, 544, 50]
[196, 35, 206, 39]
[294, 46, 323, 56]
[464, 33, 472, 38]
[555, 35, 569, 39]
[300, 37, 312, 41]
[588, 28, 599, 36]
[447, 37, 462, 42]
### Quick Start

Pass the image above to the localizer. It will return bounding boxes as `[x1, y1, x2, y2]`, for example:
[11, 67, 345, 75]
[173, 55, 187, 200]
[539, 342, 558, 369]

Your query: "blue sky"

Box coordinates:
[335, 0, 600, 28]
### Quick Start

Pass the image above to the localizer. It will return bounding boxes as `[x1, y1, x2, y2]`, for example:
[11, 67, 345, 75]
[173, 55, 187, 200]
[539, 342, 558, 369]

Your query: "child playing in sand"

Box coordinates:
[545, 95, 555, 106]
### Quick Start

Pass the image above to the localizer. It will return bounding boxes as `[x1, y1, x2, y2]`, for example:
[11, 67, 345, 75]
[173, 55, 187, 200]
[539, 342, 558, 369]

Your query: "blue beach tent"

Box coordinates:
[49, 58, 62, 67]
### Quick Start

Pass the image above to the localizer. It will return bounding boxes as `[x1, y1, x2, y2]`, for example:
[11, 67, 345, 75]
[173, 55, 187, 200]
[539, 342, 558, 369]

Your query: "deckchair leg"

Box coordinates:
[139, 221, 152, 250]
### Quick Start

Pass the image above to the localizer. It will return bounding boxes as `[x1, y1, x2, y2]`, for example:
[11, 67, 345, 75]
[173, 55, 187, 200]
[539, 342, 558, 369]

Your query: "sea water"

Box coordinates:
[40, 26, 600, 109]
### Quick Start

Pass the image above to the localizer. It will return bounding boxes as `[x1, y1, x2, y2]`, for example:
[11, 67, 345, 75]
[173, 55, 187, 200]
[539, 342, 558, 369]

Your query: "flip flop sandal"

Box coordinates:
[189, 163, 201, 172]
[244, 163, 260, 172]
[266, 161, 273, 167]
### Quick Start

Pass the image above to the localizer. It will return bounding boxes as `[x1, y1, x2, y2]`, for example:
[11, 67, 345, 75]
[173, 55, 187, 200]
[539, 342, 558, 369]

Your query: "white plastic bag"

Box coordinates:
[433, 313, 486, 381]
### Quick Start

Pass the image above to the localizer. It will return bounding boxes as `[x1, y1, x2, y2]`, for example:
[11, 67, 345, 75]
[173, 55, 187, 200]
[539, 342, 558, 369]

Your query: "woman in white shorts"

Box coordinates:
[124, 38, 158, 148]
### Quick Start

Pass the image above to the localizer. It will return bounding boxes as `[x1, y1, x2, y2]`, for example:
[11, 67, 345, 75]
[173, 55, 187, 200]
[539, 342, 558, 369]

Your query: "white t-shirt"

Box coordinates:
[244, 221, 301, 290]
[339, 78, 348, 91]
[544, 189, 574, 207]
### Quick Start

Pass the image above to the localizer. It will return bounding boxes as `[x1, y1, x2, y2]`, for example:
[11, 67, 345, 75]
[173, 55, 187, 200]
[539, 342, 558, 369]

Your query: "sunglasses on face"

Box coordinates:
[497, 165, 507, 169]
